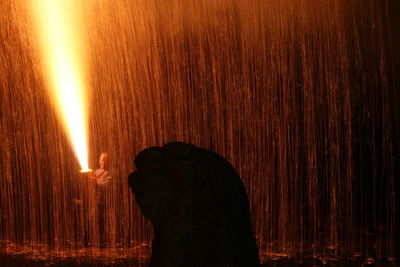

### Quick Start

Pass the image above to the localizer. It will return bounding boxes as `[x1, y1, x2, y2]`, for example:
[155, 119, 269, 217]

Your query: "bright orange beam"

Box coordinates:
[31, 0, 90, 171]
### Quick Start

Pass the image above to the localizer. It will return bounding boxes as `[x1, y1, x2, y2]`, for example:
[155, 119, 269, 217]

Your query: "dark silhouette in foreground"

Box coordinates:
[128, 142, 260, 267]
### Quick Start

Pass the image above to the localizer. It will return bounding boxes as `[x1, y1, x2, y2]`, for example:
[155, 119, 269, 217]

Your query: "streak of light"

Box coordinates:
[31, 0, 90, 171]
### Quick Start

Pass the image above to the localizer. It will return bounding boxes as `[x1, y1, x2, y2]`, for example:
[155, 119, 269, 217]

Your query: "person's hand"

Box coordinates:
[93, 169, 111, 186]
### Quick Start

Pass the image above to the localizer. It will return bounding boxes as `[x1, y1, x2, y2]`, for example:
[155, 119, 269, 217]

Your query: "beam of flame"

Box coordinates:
[31, 0, 90, 171]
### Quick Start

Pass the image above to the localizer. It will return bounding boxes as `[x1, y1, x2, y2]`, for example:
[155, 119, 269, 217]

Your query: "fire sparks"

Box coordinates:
[31, 0, 90, 171]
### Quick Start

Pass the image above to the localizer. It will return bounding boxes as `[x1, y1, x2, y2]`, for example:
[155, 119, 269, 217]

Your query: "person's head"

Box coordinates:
[99, 152, 110, 170]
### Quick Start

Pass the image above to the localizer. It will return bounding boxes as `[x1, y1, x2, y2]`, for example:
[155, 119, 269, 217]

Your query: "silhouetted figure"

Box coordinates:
[128, 142, 260, 267]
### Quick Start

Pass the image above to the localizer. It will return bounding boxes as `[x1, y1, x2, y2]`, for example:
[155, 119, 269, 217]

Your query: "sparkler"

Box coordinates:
[31, 0, 91, 172]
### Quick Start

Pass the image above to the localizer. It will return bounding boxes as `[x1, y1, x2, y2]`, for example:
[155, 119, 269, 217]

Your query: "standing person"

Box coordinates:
[129, 142, 260, 267]
[92, 152, 111, 247]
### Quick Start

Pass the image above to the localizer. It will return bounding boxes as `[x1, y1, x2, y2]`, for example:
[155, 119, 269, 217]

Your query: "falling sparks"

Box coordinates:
[0, 0, 397, 262]
[31, 0, 90, 171]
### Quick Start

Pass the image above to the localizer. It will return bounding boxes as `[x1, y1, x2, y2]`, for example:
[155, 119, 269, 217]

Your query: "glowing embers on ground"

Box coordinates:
[31, 0, 90, 171]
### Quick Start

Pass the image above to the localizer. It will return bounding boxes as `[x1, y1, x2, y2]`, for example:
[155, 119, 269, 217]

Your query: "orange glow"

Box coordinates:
[79, 169, 93, 174]
[31, 0, 90, 170]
